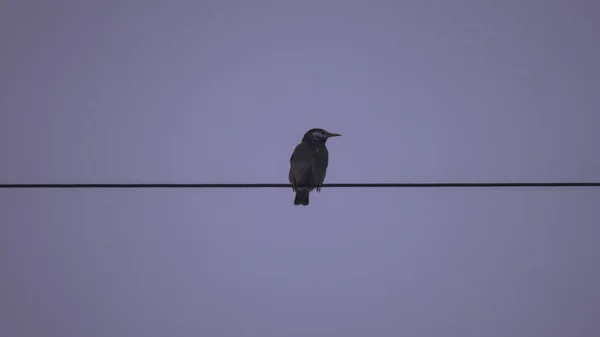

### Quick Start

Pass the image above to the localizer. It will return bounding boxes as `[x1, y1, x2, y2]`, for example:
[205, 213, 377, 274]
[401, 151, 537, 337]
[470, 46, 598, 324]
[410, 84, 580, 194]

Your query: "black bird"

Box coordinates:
[288, 128, 341, 206]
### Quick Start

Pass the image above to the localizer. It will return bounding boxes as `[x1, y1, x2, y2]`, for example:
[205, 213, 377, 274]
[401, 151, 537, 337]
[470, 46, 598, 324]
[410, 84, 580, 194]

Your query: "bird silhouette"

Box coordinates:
[288, 128, 341, 205]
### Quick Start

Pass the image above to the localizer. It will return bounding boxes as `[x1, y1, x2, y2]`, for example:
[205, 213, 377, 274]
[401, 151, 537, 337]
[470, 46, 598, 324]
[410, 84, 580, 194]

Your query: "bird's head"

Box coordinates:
[302, 128, 342, 144]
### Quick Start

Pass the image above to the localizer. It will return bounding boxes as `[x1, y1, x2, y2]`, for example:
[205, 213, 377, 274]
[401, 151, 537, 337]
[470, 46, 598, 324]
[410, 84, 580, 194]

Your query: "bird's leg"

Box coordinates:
[316, 184, 321, 192]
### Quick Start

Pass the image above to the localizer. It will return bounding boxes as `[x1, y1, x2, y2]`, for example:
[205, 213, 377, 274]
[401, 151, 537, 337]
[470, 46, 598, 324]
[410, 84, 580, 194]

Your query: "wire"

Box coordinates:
[1, 182, 599, 188]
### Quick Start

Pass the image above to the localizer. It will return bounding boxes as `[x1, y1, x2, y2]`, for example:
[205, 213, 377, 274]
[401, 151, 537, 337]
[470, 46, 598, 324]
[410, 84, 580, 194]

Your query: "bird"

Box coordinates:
[288, 128, 341, 205]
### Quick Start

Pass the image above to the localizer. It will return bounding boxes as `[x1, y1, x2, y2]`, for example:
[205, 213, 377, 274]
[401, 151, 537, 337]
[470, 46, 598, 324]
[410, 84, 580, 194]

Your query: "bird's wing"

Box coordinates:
[289, 143, 331, 187]
[289, 143, 315, 186]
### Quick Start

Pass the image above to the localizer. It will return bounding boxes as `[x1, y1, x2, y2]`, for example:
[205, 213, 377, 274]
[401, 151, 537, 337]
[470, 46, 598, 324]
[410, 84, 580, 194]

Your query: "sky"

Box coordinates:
[1, 0, 599, 336]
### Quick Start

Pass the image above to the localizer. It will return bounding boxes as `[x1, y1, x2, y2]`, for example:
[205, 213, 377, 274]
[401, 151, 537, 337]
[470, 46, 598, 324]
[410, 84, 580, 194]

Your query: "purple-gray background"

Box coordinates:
[1, 1, 599, 336]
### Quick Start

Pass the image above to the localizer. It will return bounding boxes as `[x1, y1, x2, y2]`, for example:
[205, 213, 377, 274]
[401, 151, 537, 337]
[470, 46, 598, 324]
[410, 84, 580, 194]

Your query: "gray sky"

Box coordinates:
[1, 1, 599, 336]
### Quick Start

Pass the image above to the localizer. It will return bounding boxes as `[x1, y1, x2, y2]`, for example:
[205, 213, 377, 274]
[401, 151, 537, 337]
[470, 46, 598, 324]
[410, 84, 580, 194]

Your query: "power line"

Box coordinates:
[1, 182, 599, 189]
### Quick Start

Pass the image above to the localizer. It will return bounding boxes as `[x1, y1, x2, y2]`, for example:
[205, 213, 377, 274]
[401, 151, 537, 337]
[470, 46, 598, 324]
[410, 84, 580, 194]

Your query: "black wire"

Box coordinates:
[1, 182, 599, 188]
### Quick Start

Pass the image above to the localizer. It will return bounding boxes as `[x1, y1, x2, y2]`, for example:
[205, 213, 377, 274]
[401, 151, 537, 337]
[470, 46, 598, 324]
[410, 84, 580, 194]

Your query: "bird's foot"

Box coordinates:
[316, 185, 322, 192]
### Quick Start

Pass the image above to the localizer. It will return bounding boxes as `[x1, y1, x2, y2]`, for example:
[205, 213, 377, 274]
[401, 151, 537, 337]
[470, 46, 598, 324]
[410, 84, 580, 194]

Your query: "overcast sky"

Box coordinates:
[1, 1, 599, 336]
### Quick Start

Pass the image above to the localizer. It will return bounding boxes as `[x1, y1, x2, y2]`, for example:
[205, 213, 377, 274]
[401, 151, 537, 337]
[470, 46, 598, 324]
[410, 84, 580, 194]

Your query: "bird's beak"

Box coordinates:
[327, 133, 342, 138]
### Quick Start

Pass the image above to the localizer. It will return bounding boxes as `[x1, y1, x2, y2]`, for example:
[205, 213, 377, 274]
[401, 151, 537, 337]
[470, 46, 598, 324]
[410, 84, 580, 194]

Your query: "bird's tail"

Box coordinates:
[294, 190, 310, 206]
